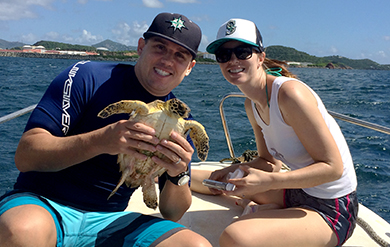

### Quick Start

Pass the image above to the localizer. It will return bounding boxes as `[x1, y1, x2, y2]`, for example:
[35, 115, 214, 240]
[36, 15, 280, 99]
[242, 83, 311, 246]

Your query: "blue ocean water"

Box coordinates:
[1, 57, 389, 222]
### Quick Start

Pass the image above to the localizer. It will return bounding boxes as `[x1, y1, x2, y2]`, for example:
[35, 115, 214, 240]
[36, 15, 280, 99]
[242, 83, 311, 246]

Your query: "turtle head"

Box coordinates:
[167, 98, 190, 118]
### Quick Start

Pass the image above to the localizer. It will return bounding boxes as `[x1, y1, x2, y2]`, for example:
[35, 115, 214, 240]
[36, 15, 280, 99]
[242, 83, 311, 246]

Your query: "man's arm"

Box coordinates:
[15, 120, 160, 172]
[152, 131, 194, 221]
[158, 180, 192, 221]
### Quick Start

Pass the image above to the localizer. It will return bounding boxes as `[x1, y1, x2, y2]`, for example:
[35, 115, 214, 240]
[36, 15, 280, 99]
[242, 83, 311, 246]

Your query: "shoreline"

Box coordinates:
[0, 50, 218, 64]
[0, 50, 138, 62]
[0, 51, 328, 67]
[1, 51, 389, 69]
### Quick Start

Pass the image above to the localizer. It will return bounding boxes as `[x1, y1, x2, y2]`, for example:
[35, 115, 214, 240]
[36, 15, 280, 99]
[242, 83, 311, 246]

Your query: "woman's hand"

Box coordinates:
[206, 164, 239, 194]
[225, 165, 273, 198]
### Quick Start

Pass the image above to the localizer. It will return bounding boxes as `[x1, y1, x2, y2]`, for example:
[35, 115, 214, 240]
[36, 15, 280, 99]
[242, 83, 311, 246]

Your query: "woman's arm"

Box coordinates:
[274, 80, 344, 188]
[228, 81, 344, 197]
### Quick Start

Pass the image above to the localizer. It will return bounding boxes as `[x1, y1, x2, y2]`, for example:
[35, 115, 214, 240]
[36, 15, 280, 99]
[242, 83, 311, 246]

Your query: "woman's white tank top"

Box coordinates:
[251, 76, 357, 199]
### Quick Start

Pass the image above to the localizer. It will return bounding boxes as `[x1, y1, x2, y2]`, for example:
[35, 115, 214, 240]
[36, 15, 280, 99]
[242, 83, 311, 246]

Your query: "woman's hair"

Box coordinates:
[263, 57, 298, 78]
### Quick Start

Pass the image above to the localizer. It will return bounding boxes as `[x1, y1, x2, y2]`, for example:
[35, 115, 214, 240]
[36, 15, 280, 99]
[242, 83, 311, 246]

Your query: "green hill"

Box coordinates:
[34, 40, 96, 52]
[92, 39, 136, 52]
[265, 45, 390, 70]
[323, 55, 390, 70]
[34, 39, 137, 52]
[265, 45, 328, 65]
[0, 39, 25, 49]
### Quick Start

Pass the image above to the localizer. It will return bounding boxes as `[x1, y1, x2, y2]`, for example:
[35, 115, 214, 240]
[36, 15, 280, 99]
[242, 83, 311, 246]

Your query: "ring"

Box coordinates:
[174, 158, 181, 165]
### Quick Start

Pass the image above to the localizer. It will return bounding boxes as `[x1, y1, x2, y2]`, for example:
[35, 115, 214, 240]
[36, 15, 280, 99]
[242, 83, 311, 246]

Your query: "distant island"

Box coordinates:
[1, 39, 389, 70]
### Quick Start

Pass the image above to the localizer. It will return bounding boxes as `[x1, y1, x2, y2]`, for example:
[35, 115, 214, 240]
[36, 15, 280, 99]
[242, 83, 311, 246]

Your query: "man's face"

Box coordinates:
[134, 36, 196, 97]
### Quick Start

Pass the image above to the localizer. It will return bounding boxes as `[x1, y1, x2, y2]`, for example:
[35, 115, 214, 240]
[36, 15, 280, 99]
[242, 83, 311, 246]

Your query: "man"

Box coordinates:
[0, 12, 211, 247]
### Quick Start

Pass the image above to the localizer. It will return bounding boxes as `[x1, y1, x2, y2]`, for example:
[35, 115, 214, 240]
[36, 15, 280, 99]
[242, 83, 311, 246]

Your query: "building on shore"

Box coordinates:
[0, 45, 98, 56]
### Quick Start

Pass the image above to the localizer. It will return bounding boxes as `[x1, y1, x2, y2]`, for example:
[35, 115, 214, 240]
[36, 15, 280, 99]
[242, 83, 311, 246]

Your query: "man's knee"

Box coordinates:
[157, 229, 212, 247]
[0, 205, 57, 247]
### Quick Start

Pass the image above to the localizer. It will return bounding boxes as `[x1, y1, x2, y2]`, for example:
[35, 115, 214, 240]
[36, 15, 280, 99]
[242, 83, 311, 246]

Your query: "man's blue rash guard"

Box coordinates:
[13, 61, 194, 212]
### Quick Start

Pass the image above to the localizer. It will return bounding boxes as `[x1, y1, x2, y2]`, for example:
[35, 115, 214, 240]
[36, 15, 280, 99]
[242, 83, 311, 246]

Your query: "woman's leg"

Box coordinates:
[220, 207, 338, 247]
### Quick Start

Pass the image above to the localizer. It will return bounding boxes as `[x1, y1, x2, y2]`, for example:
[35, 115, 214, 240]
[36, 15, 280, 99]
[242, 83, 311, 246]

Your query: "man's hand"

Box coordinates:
[100, 119, 160, 160]
[152, 131, 193, 177]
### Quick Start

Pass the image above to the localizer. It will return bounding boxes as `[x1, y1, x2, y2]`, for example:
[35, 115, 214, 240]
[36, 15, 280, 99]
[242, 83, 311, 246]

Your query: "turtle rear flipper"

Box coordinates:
[107, 165, 133, 200]
[142, 174, 158, 209]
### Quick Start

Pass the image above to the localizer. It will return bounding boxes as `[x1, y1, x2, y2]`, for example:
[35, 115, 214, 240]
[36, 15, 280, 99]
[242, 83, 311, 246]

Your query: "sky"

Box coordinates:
[0, 0, 389, 65]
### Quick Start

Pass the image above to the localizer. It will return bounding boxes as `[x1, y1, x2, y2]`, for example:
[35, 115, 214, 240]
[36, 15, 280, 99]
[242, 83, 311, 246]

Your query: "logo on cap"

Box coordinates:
[167, 16, 187, 32]
[225, 20, 236, 35]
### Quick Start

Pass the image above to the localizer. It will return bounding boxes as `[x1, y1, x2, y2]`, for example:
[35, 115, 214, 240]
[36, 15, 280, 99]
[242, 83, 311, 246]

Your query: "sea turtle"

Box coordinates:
[98, 98, 209, 209]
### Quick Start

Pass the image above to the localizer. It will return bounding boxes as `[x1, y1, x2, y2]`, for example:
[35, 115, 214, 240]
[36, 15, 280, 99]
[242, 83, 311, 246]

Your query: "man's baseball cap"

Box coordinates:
[206, 18, 264, 54]
[144, 12, 202, 59]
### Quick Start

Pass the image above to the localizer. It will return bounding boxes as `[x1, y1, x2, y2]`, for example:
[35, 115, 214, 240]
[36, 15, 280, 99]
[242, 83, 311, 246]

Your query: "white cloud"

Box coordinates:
[167, 0, 198, 3]
[199, 34, 209, 52]
[61, 35, 75, 43]
[329, 46, 338, 54]
[384, 36, 390, 41]
[78, 0, 113, 4]
[112, 21, 149, 46]
[21, 33, 39, 44]
[75, 29, 103, 44]
[378, 51, 386, 58]
[44, 31, 60, 40]
[0, 0, 54, 21]
[142, 0, 163, 8]
[190, 15, 210, 22]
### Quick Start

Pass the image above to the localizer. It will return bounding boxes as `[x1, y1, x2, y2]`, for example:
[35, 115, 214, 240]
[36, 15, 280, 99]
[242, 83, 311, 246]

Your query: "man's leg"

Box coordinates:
[156, 229, 212, 247]
[0, 204, 57, 247]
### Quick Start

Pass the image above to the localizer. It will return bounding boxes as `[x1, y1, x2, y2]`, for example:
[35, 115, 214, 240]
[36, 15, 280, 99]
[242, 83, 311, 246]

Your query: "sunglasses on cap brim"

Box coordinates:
[215, 45, 261, 63]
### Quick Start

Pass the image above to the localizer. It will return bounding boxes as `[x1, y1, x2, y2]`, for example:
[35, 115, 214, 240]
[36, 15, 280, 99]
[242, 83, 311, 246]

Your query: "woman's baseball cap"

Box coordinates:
[144, 12, 202, 59]
[206, 18, 264, 54]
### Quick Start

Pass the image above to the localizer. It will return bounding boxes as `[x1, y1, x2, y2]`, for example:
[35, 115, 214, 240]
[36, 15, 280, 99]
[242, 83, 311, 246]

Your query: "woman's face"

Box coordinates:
[217, 41, 264, 86]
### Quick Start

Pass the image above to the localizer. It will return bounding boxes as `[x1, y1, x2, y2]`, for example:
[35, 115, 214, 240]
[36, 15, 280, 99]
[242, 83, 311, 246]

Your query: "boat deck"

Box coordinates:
[126, 162, 390, 247]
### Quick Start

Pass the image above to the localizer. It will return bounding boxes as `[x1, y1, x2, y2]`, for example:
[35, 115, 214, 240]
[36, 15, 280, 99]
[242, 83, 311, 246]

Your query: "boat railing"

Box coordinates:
[0, 104, 37, 124]
[219, 92, 390, 159]
[1, 94, 390, 160]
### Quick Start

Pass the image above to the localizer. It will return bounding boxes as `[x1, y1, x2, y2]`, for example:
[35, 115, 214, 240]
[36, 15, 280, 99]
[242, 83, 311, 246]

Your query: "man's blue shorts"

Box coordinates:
[0, 192, 186, 247]
[284, 189, 358, 246]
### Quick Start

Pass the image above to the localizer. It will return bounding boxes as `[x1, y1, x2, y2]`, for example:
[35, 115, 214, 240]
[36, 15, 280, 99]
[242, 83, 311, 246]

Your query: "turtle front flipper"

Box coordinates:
[184, 120, 209, 161]
[98, 100, 149, 118]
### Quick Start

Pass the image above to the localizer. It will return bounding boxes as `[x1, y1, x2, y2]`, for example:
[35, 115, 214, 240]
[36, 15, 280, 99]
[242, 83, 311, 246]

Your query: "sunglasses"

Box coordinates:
[215, 45, 260, 63]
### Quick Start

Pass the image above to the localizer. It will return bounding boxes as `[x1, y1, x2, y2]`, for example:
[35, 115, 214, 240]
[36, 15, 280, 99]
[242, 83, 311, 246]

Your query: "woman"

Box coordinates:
[199, 18, 358, 247]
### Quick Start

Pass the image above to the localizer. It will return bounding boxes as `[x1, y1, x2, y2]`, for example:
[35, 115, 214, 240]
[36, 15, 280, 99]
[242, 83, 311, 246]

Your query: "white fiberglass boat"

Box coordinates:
[1, 93, 389, 246]
[127, 93, 390, 247]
